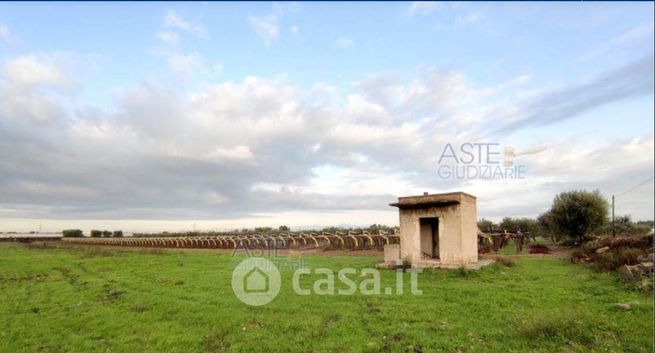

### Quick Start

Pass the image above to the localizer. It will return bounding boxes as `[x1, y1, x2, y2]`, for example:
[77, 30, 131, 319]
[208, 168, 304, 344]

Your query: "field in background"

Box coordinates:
[0, 243, 652, 353]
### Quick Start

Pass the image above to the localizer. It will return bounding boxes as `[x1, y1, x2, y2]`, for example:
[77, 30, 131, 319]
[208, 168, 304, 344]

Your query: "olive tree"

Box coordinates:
[549, 190, 609, 241]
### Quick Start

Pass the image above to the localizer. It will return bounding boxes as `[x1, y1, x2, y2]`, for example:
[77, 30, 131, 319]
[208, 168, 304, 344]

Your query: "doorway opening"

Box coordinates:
[419, 217, 439, 259]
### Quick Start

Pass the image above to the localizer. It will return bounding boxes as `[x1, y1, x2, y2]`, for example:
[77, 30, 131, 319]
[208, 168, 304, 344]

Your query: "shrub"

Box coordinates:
[62, 229, 83, 238]
[593, 247, 645, 271]
[113, 230, 124, 238]
[102, 230, 112, 238]
[617, 265, 654, 293]
[90, 230, 102, 238]
[578, 234, 652, 255]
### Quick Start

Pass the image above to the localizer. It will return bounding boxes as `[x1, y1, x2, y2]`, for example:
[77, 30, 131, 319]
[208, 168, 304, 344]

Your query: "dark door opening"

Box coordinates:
[420, 217, 439, 259]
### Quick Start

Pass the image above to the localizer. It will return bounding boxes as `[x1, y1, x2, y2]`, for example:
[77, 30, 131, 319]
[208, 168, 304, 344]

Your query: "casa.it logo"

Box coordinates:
[231, 257, 282, 306]
[437, 142, 546, 180]
[231, 257, 424, 306]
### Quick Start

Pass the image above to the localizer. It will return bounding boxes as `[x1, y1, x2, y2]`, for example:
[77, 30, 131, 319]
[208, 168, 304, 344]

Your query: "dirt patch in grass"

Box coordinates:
[200, 329, 231, 353]
[529, 244, 552, 254]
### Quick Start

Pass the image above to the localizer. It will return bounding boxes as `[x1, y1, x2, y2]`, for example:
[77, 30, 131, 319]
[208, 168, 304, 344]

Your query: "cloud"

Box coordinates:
[495, 54, 654, 134]
[164, 10, 205, 36]
[157, 31, 179, 47]
[248, 14, 279, 46]
[166, 52, 203, 78]
[0, 50, 653, 224]
[290, 25, 300, 36]
[336, 37, 354, 48]
[406, 2, 442, 16]
[576, 22, 654, 62]
[457, 11, 483, 25]
[155, 13, 209, 78]
[248, 3, 299, 46]
[2, 54, 70, 88]
[0, 25, 10, 42]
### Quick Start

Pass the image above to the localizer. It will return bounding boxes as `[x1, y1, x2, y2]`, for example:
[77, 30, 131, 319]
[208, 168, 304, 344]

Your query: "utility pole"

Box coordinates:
[611, 195, 615, 237]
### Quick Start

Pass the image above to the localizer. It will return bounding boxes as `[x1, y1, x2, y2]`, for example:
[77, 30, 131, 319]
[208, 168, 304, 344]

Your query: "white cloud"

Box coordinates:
[166, 52, 203, 78]
[336, 37, 354, 48]
[457, 11, 483, 25]
[164, 10, 205, 36]
[290, 25, 300, 36]
[248, 14, 279, 46]
[248, 3, 299, 46]
[0, 53, 652, 224]
[155, 13, 208, 77]
[406, 2, 442, 16]
[577, 22, 654, 62]
[209, 145, 254, 161]
[2, 54, 71, 88]
[157, 31, 179, 47]
[0, 25, 10, 41]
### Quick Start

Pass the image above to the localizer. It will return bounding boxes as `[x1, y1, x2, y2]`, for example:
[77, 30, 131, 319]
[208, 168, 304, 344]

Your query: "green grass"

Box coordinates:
[0, 243, 652, 353]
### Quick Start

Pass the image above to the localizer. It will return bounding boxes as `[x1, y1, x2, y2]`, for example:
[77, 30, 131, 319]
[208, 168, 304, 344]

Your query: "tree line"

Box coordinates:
[62, 230, 124, 238]
[479, 190, 653, 243]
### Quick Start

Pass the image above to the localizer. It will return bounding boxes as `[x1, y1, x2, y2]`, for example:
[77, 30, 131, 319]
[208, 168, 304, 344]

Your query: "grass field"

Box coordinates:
[0, 243, 652, 353]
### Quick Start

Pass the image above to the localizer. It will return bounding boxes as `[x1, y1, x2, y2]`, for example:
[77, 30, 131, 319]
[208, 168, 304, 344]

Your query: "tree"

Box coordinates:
[90, 230, 102, 238]
[278, 225, 290, 232]
[549, 190, 609, 241]
[611, 215, 632, 235]
[536, 211, 560, 242]
[62, 229, 83, 238]
[477, 219, 496, 233]
[516, 218, 538, 233]
[500, 217, 519, 233]
[113, 230, 124, 238]
[102, 230, 112, 238]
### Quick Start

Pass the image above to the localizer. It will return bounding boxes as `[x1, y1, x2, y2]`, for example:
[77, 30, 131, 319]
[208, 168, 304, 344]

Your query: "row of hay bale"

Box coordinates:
[62, 231, 400, 250]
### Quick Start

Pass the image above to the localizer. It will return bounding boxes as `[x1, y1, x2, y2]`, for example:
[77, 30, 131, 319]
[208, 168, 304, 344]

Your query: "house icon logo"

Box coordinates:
[244, 267, 269, 293]
[231, 257, 281, 306]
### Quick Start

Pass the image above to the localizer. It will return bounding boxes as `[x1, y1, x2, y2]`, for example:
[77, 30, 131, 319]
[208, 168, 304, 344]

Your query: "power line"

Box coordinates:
[615, 175, 655, 198]
[609, 174, 654, 237]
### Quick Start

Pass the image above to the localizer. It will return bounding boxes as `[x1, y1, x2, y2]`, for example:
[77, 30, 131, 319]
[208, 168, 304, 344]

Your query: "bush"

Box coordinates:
[102, 230, 112, 238]
[579, 234, 653, 254]
[113, 230, 124, 238]
[617, 265, 654, 293]
[572, 234, 652, 271]
[62, 229, 83, 238]
[90, 230, 102, 238]
[594, 247, 644, 271]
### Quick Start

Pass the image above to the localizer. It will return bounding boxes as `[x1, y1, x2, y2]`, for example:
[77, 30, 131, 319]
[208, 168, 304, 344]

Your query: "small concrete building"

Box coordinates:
[388, 192, 478, 268]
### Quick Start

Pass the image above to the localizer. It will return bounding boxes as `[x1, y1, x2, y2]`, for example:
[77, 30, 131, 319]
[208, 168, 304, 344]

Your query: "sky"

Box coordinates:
[0, 2, 653, 233]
